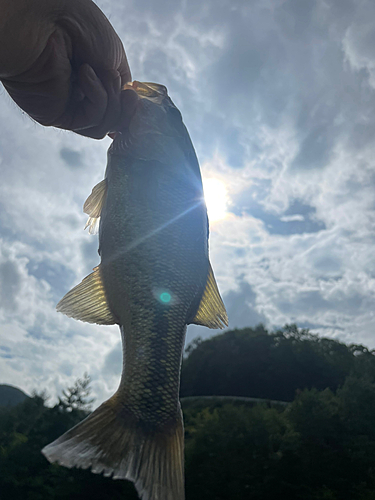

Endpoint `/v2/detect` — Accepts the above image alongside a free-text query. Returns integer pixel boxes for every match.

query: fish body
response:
[42,82,228,500]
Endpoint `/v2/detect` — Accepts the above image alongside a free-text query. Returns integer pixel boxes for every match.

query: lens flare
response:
[203,178,228,222]
[159,292,172,303]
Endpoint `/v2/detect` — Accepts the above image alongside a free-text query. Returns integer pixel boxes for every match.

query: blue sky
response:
[1,0,375,406]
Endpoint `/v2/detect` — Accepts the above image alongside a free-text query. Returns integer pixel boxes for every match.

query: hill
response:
[2,330,375,499]
[0,384,29,408]
[180,324,375,401]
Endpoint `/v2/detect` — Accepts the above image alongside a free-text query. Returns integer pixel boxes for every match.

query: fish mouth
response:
[107,81,171,140]
[123,81,167,97]
[123,81,137,91]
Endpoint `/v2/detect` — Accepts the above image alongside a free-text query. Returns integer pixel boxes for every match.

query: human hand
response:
[0,0,138,138]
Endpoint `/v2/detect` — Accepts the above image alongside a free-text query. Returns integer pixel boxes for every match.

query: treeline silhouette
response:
[181,324,373,401]
[2,325,375,499]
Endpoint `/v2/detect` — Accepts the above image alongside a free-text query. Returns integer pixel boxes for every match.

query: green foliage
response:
[184,403,299,499]
[184,381,375,500]
[0,377,139,500]
[180,325,375,499]
[2,328,375,499]
[181,324,375,401]
[0,384,29,408]
[57,373,94,413]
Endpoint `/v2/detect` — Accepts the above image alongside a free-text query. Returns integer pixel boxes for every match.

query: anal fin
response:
[191,262,228,329]
[56,266,117,325]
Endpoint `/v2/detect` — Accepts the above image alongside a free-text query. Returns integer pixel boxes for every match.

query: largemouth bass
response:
[42,81,228,500]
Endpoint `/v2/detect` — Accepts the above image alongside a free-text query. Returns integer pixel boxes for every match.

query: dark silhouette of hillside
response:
[181,324,374,401]
[0,384,29,407]
[2,325,375,499]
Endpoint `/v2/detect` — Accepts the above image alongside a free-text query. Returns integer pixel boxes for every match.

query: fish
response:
[41,81,228,500]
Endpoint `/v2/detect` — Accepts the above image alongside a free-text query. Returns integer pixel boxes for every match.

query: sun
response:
[202,178,228,222]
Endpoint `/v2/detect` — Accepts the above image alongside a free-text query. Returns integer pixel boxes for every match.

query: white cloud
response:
[280,215,304,222]
[2,0,375,406]
[343,18,375,88]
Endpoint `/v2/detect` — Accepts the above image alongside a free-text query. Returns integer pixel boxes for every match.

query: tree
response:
[57,373,94,413]
[0,377,139,500]
[180,324,375,402]
[184,402,300,500]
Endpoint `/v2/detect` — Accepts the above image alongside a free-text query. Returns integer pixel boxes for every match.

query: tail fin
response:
[41,395,185,500]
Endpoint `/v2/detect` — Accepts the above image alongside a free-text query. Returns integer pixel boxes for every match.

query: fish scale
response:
[42,81,228,500]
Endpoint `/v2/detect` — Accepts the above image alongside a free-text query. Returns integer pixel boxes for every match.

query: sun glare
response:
[203,178,228,222]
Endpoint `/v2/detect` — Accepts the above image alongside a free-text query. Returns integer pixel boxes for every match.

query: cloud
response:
[1,0,375,407]
[103,341,122,377]
[0,260,22,311]
[342,2,375,88]
[223,279,268,329]
[60,148,84,169]
[185,277,268,345]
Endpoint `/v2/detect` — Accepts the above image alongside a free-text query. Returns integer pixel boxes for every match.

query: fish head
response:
[108,81,187,161]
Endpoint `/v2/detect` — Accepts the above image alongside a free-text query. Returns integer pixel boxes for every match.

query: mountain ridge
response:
[0,384,29,407]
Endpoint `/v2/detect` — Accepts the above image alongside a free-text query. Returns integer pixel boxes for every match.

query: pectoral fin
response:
[83,179,107,234]
[56,266,117,325]
[191,263,228,329]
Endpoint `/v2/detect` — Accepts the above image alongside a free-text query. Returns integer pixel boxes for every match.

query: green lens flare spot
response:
[160,292,171,303]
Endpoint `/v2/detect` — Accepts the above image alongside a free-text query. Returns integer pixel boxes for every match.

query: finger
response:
[106,89,139,139]
[117,88,139,131]
[49,63,108,132]
[73,68,122,139]
[118,54,132,88]
[70,64,108,131]
[76,88,139,140]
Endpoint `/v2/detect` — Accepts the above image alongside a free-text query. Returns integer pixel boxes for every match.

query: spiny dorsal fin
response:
[83,179,107,234]
[192,263,228,329]
[56,266,117,325]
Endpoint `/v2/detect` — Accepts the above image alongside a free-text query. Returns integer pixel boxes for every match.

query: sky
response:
[1,0,375,407]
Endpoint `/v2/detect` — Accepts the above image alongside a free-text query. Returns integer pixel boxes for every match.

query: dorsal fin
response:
[56,266,117,325]
[191,263,228,329]
[83,179,107,234]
